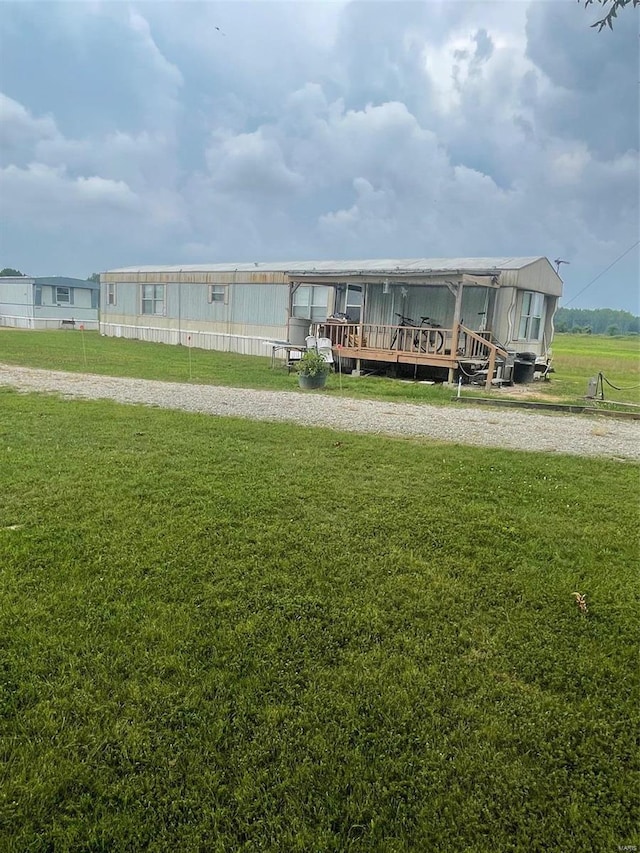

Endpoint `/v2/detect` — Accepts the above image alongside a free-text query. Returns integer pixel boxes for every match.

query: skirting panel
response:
[99,322,283,357]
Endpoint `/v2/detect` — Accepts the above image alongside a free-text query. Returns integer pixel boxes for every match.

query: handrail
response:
[318,322,452,356]
[317,321,509,389]
[458,325,508,389]
[458,325,508,358]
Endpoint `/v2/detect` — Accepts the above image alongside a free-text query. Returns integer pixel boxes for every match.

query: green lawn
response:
[0,329,453,405]
[539,334,640,406]
[1,389,637,851]
[0,328,638,407]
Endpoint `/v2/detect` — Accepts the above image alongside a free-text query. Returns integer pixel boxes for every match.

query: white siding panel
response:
[0,315,34,329]
[0,278,34,322]
[100,322,288,356]
[500,259,562,296]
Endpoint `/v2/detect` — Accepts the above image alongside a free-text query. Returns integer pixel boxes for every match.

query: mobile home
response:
[100,257,563,385]
[0,276,100,330]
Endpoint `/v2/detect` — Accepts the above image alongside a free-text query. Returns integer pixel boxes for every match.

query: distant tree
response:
[0,268,25,277]
[580,0,639,31]
[87,272,100,282]
[606,324,620,336]
[556,307,640,334]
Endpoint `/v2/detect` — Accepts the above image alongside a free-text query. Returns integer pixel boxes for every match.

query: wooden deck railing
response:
[457,325,509,388]
[318,322,453,357]
[316,322,509,389]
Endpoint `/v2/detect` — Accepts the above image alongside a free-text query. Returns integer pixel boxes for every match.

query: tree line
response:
[555,307,640,335]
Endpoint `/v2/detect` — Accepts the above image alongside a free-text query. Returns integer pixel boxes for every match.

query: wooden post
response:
[448,282,464,384]
[486,345,496,390]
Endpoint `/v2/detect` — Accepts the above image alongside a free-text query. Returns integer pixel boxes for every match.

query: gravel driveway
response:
[2,363,639,461]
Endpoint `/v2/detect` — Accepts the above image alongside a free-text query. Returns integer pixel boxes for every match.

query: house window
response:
[293,285,329,321]
[518,291,544,340]
[107,284,117,306]
[56,286,71,304]
[345,285,362,323]
[208,285,226,304]
[141,284,165,315]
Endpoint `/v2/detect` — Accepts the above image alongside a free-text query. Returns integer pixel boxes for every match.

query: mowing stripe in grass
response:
[0,389,638,852]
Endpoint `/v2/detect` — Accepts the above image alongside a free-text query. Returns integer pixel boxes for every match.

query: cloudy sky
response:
[0,1,638,310]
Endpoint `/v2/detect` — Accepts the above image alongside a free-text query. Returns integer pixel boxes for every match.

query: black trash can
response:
[513,360,536,384]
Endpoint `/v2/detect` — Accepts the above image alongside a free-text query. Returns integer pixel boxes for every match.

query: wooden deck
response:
[317,322,509,388]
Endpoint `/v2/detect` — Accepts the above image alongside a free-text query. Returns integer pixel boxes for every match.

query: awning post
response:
[448,282,464,384]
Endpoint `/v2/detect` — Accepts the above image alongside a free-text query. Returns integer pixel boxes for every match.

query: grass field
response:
[0,329,453,405]
[1,388,638,851]
[538,334,640,406]
[1,328,638,406]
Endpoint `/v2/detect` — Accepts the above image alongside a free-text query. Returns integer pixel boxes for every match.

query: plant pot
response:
[298,373,327,390]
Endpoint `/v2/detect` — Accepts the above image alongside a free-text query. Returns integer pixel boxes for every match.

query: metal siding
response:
[33,302,98,323]
[100,320,288,355]
[366,284,454,326]
[103,270,290,285]
[108,282,143,316]
[492,288,517,346]
[104,281,287,328]
[501,259,562,296]
[406,287,454,326]
[0,279,33,315]
[166,282,222,322]
[71,288,92,308]
[230,283,289,325]
[177,283,218,321]
[35,276,99,290]
[491,287,552,356]
[460,287,491,327]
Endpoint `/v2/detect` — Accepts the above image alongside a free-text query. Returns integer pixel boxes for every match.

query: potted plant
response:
[297,348,330,390]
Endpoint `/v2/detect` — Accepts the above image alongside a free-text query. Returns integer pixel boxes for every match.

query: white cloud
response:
[206,129,303,195]
[0,162,140,220]
[0,1,637,308]
[0,94,58,163]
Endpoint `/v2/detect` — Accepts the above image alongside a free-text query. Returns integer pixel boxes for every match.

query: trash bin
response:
[289,317,310,346]
[513,360,536,383]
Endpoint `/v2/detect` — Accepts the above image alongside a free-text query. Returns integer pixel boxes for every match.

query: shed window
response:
[107,284,117,306]
[56,286,71,305]
[208,285,226,304]
[141,284,165,316]
[518,292,544,341]
[293,286,329,321]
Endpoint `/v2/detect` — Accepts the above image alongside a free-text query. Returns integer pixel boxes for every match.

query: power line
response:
[562,240,640,307]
